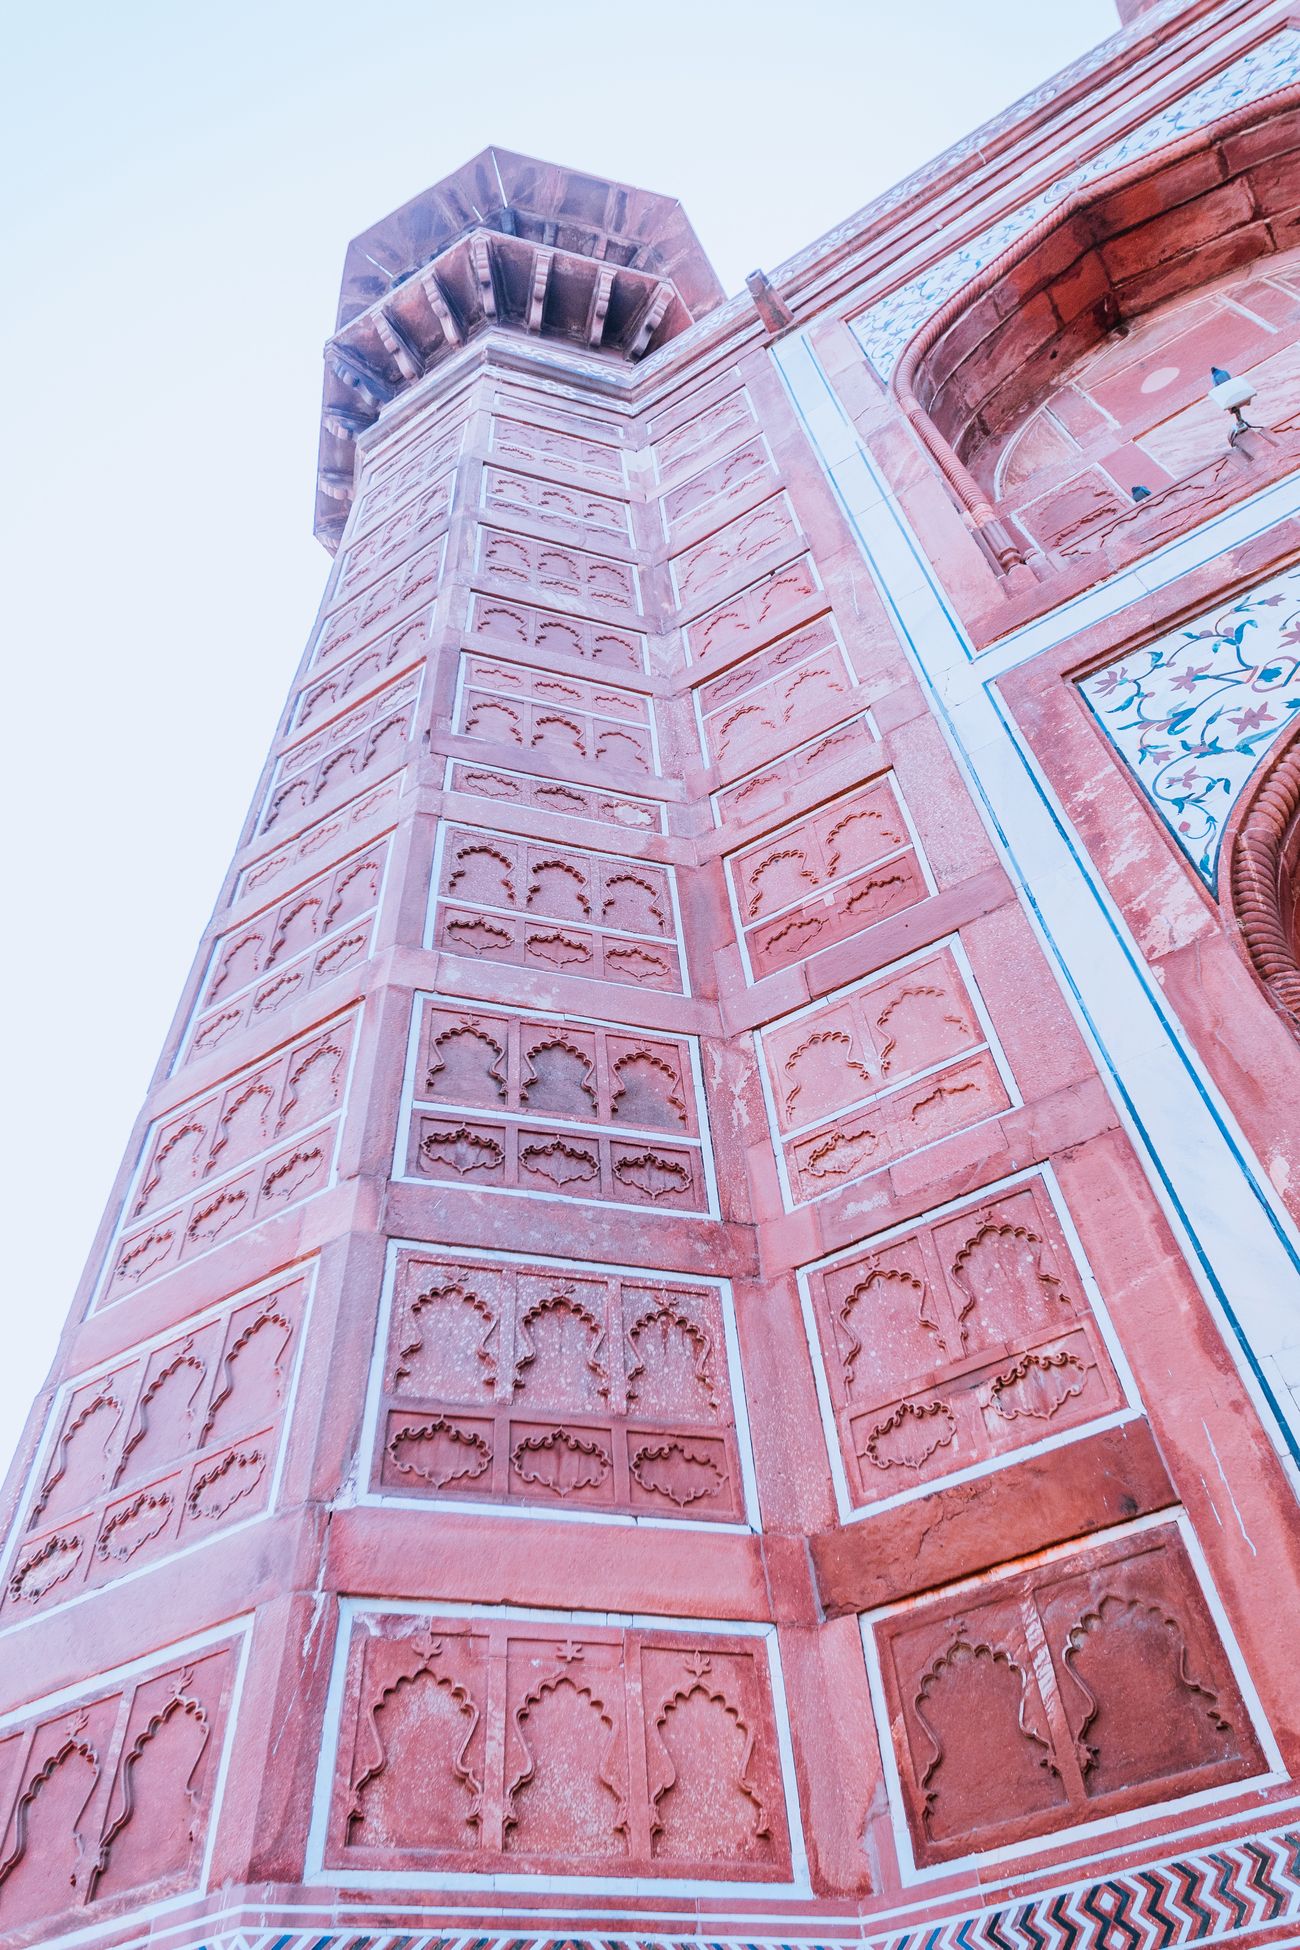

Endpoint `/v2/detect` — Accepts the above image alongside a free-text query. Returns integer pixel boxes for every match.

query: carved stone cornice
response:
[315,147,724,548]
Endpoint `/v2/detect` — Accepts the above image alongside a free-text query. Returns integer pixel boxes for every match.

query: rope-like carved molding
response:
[1229,734,1300,1029]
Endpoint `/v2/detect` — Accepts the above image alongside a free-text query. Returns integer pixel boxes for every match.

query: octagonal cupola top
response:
[315,147,724,546]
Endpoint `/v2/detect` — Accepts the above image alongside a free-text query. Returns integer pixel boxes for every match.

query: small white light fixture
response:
[1209,366,1257,446]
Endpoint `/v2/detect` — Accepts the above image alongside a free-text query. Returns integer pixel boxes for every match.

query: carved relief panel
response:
[332,474,452,608]
[802,1175,1126,1509]
[712,716,879,830]
[872,1524,1267,1867]
[454,654,658,775]
[185,837,388,1063]
[659,434,778,545]
[726,776,929,980]
[684,558,822,668]
[260,669,420,837]
[402,997,712,1214]
[467,591,646,672]
[653,386,760,481]
[0,1638,240,1939]
[371,1246,749,1523]
[444,760,664,834]
[2,1271,309,1619]
[234,778,400,908]
[289,609,429,735]
[100,1008,358,1306]
[310,538,444,669]
[322,1608,793,1882]
[481,468,631,550]
[694,616,857,778]
[758,944,1013,1207]
[351,420,465,538]
[475,527,640,618]
[490,413,626,486]
[669,494,803,612]
[431,824,683,991]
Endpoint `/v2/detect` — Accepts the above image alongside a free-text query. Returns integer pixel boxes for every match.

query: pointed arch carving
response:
[32,1385,124,1525]
[625,1301,718,1415]
[0,1731,101,1906]
[505,1669,627,1849]
[347,1634,482,1846]
[648,1656,770,1856]
[913,1634,1056,1835]
[200,1301,295,1443]
[88,1683,210,1898]
[114,1344,206,1484]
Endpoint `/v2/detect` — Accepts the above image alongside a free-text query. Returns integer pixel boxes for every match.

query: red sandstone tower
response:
[13,5,1300,1945]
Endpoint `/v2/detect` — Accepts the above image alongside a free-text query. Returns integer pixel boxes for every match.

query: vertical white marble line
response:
[773,330,1300,1482]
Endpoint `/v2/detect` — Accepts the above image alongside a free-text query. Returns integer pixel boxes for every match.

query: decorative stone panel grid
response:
[184,837,387,1064]
[802,1174,1125,1511]
[430,824,684,991]
[319,1608,793,1882]
[233,779,399,907]
[99,1009,358,1307]
[725,775,928,981]
[370,1246,749,1523]
[350,420,465,539]
[693,615,856,777]
[1,1271,309,1619]
[482,467,632,549]
[310,535,444,668]
[652,386,760,482]
[871,1523,1267,1868]
[660,433,777,543]
[0,1636,241,1938]
[454,653,658,775]
[475,527,641,618]
[401,997,713,1214]
[684,556,823,668]
[444,758,664,833]
[711,713,879,829]
[467,590,647,671]
[332,473,453,607]
[261,670,421,836]
[757,944,1012,1208]
[289,607,428,736]
[669,494,803,613]
[490,412,626,484]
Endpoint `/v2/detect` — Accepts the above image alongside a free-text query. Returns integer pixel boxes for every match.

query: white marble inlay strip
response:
[774,326,1300,1477]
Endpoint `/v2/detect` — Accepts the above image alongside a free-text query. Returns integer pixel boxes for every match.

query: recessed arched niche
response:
[896,95,1300,573]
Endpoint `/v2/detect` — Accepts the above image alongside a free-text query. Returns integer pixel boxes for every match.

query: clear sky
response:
[0,0,1118,1482]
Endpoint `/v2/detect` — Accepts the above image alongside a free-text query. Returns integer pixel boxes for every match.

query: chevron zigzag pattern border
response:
[164,1823,1300,1950]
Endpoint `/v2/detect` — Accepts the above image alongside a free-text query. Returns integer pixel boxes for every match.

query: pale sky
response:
[0,0,1118,1482]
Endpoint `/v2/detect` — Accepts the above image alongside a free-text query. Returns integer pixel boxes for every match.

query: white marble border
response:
[774,328,1300,1478]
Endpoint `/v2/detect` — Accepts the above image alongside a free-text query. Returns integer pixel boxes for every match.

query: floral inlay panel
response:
[1079,563,1300,887]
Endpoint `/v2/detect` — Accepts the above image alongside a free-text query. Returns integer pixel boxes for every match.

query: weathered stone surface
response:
[6,21,1300,1950]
